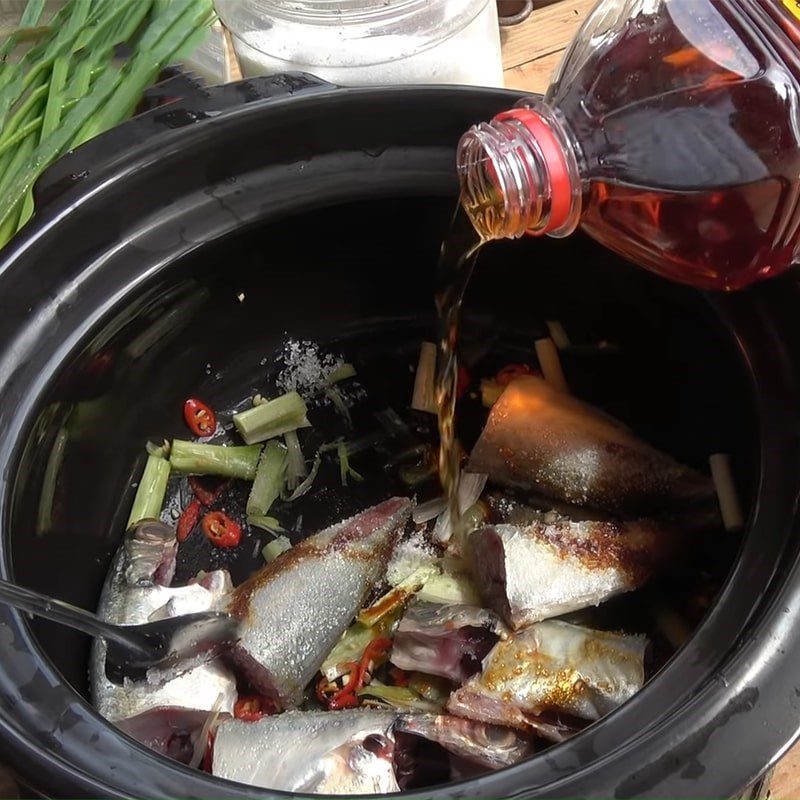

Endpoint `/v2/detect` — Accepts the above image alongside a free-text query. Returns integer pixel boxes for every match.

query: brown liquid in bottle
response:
[547,0,800,290]
[457,0,800,291]
[435,204,483,535]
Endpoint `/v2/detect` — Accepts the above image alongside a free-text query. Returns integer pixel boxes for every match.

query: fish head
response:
[311,732,399,794]
[396,713,535,770]
[115,706,224,765]
[212,710,400,793]
[123,520,177,587]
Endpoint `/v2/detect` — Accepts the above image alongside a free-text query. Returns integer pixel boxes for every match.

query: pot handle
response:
[33,71,337,208]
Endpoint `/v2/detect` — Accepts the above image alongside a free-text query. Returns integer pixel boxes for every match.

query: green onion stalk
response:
[233,391,310,445]
[127,452,170,529]
[170,440,262,480]
[0,0,215,249]
[246,440,287,517]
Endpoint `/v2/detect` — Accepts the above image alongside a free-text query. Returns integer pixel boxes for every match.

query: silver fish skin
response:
[468,519,669,629]
[212,710,399,793]
[467,376,714,515]
[228,497,412,709]
[395,713,533,769]
[390,601,502,682]
[91,521,236,725]
[447,619,646,736]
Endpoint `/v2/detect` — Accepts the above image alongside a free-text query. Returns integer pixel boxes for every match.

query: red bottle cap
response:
[494,107,572,234]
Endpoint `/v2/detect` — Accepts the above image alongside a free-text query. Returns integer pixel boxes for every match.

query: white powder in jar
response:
[228,1,503,87]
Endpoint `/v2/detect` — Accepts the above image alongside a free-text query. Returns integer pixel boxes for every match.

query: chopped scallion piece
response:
[357,682,440,712]
[248,515,285,534]
[282,452,321,502]
[284,430,307,491]
[411,342,437,414]
[325,362,356,385]
[480,379,505,408]
[262,536,292,563]
[337,441,363,486]
[535,337,569,394]
[170,440,262,480]
[145,439,170,459]
[321,611,401,681]
[358,564,440,627]
[407,673,451,706]
[709,453,744,531]
[127,453,171,529]
[545,320,571,349]
[325,385,352,426]
[233,391,310,445]
[417,567,480,606]
[246,441,287,518]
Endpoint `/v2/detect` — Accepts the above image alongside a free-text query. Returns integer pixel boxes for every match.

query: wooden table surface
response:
[499,3,800,796]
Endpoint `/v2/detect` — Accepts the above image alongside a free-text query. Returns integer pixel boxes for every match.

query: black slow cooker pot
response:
[0,74,799,799]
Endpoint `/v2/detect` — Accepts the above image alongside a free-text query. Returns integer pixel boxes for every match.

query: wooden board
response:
[501,0,597,93]
[501,3,800,796]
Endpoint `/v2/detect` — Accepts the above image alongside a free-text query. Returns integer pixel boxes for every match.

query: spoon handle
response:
[0,578,147,654]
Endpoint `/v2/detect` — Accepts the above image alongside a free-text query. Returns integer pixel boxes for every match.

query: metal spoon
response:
[0,578,240,685]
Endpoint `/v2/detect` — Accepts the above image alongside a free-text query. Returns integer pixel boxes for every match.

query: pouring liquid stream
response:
[435,202,485,545]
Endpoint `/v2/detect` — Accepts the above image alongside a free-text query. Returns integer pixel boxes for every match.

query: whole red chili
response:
[176,498,202,543]
[201,511,242,548]
[234,695,275,722]
[495,363,536,387]
[183,398,216,437]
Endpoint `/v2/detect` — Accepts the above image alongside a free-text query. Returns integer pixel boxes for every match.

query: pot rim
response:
[0,83,798,799]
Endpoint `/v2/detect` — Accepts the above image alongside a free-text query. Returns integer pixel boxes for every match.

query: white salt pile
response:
[387,530,437,588]
[276,339,344,397]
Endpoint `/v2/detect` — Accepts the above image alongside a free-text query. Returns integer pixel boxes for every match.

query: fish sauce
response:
[435,206,483,538]
[455,0,800,291]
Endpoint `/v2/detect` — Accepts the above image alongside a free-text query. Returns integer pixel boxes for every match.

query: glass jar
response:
[214,0,503,87]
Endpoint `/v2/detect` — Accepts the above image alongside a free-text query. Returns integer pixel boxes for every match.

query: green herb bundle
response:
[0,0,214,249]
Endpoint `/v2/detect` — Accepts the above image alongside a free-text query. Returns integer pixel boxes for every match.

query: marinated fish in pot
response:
[212,709,399,793]
[467,376,714,515]
[90,521,236,758]
[390,600,503,682]
[395,713,534,769]
[447,619,646,739]
[227,497,412,709]
[467,518,672,629]
[88,327,737,792]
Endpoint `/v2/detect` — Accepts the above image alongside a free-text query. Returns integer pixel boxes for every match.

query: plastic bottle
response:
[457,0,800,290]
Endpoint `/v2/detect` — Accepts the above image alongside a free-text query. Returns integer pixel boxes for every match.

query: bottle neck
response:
[456,99,583,241]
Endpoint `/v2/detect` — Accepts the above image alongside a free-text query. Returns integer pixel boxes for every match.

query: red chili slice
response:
[456,365,470,398]
[176,498,202,542]
[201,511,242,548]
[85,346,115,378]
[188,476,230,507]
[389,666,410,687]
[183,398,216,437]
[202,731,215,773]
[324,637,393,710]
[234,695,274,722]
[495,363,536,386]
